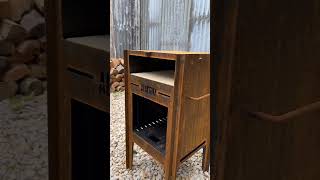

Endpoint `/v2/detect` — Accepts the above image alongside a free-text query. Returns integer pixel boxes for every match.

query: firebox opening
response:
[71,99,107,180]
[132,94,168,155]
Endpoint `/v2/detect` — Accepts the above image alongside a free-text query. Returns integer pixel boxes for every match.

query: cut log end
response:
[0,19,27,43]
[20,9,45,38]
[2,63,31,82]
[19,77,43,96]
[116,64,125,74]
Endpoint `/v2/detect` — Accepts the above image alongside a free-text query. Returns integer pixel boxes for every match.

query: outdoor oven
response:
[63,37,109,179]
[60,0,109,179]
[125,50,210,179]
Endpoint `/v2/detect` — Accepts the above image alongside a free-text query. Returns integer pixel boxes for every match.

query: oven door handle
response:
[247,101,320,123]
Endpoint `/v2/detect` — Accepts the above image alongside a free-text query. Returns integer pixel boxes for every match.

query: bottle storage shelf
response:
[125,50,210,180]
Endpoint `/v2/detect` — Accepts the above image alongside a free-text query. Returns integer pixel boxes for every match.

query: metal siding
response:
[189,0,210,52]
[111,0,140,58]
[111,0,210,58]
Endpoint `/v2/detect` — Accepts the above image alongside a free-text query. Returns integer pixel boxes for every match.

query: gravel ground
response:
[0,90,209,180]
[0,92,48,180]
[110,91,210,180]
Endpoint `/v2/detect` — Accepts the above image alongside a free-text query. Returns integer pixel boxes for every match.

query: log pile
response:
[110,58,125,92]
[0,0,46,100]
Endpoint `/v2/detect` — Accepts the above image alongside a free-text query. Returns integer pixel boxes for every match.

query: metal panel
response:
[111,0,140,58]
[111,0,210,58]
[189,0,210,52]
[158,0,192,51]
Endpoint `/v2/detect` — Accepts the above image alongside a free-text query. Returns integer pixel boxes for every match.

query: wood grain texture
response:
[213,0,320,180]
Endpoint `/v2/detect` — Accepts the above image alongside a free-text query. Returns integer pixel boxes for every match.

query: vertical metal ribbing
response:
[110,0,210,58]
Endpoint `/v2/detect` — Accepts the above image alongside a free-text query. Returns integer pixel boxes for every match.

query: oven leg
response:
[164,162,177,180]
[126,140,133,169]
[202,144,210,172]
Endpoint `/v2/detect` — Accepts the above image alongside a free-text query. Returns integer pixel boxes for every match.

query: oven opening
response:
[132,94,168,155]
[71,99,107,179]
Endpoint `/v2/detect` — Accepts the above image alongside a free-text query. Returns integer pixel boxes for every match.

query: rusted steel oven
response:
[125,50,210,179]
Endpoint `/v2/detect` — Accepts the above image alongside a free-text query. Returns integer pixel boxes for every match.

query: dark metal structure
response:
[212,0,320,180]
[46,0,109,179]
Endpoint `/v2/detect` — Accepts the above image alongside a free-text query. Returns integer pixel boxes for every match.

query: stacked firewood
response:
[110,58,125,92]
[0,0,46,100]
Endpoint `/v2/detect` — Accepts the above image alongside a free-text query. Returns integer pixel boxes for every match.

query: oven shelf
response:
[134,117,167,155]
[131,70,174,86]
[65,35,109,53]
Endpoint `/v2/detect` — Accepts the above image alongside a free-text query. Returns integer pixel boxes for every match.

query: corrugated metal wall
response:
[111,0,210,58]
[110,0,140,58]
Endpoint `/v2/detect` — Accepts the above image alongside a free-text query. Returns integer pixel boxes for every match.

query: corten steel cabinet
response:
[124,50,210,179]
[64,36,109,179]
[212,0,320,180]
[46,0,109,179]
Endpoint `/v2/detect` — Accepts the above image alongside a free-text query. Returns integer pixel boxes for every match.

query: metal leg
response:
[202,144,210,172]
